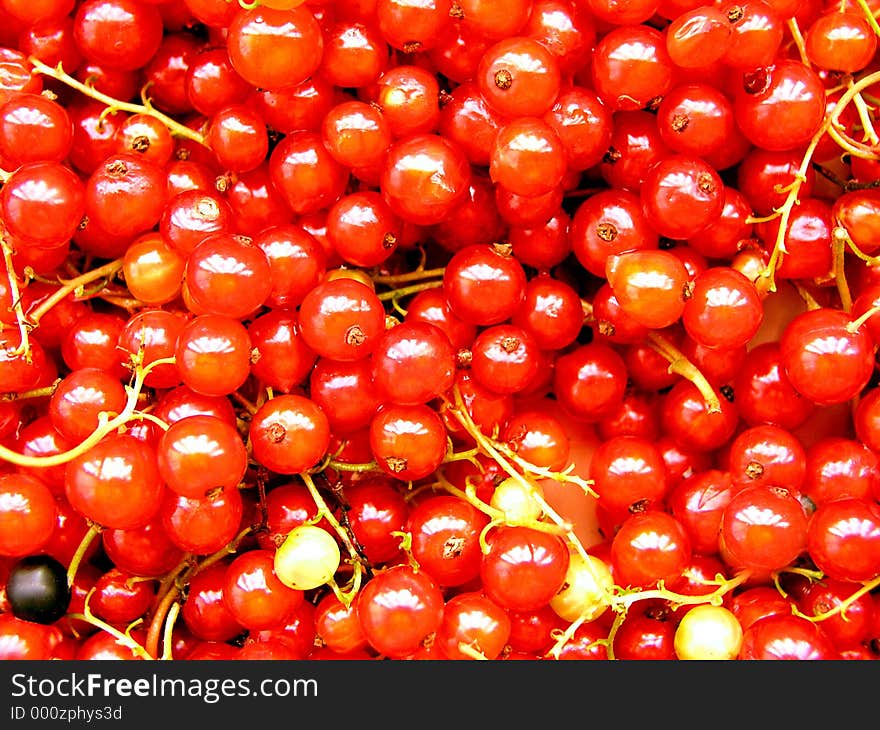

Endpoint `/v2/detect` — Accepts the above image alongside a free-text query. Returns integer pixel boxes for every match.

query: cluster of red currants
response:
[1,0,880,662]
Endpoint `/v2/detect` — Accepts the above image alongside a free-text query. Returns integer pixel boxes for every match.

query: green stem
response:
[300,472,364,606]
[66,523,102,587]
[0,356,176,468]
[28,57,208,147]
[372,266,446,286]
[376,279,443,302]
[0,231,32,363]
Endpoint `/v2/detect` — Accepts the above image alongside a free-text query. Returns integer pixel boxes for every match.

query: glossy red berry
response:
[807,498,880,583]
[641,154,725,240]
[371,321,456,406]
[249,395,331,475]
[298,277,387,362]
[381,133,471,226]
[590,435,668,514]
[65,434,164,530]
[682,267,764,350]
[553,342,628,422]
[369,403,447,482]
[719,485,809,573]
[226,6,324,91]
[157,415,247,500]
[223,549,304,631]
[606,249,690,330]
[780,308,874,406]
[591,25,673,112]
[406,495,489,587]
[733,60,826,152]
[356,564,444,658]
[1,161,84,248]
[480,525,570,612]
[477,36,562,118]
[443,243,527,326]
[0,474,57,557]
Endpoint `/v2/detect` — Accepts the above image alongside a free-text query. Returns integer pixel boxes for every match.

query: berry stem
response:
[786,18,810,68]
[323,458,379,473]
[0,379,60,401]
[0,355,176,468]
[28,57,208,147]
[612,570,752,610]
[855,0,880,37]
[189,526,253,578]
[603,609,628,661]
[646,331,722,413]
[791,573,880,624]
[832,226,854,314]
[847,303,880,333]
[792,281,823,311]
[26,258,124,327]
[160,601,180,661]
[746,69,880,292]
[0,229,33,363]
[372,266,446,286]
[144,529,253,657]
[434,470,566,538]
[150,555,195,613]
[300,472,364,606]
[827,124,878,159]
[444,390,598,496]
[68,588,154,660]
[231,390,258,415]
[546,614,589,659]
[850,81,880,146]
[457,642,489,660]
[66,522,102,587]
[145,584,179,659]
[837,225,880,266]
[444,384,603,599]
[375,279,443,302]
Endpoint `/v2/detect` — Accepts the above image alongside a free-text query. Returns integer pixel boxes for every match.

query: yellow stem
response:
[29,58,208,147]
[0,232,32,363]
[300,472,364,606]
[372,266,446,286]
[850,83,880,146]
[793,574,880,624]
[832,227,854,314]
[787,18,810,68]
[68,589,154,660]
[646,331,721,413]
[66,523,102,587]
[27,259,123,326]
[376,279,443,302]
[0,356,176,468]
[160,602,180,661]
[0,379,60,402]
[856,0,880,36]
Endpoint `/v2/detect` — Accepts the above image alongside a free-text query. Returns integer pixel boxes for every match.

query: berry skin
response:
[443,243,527,326]
[5,0,880,668]
[780,308,874,406]
[356,564,445,659]
[370,322,456,406]
[249,395,331,475]
[480,526,570,612]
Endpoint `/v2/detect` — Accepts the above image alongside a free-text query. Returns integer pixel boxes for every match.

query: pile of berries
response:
[2,0,880,661]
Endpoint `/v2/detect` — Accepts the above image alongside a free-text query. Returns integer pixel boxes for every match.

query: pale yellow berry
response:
[274,524,341,591]
[490,476,543,523]
[549,551,614,623]
[674,604,744,660]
